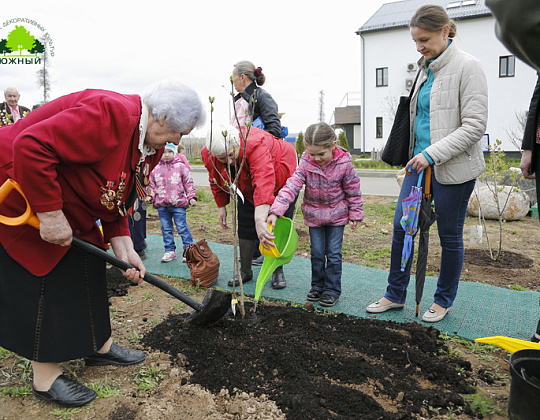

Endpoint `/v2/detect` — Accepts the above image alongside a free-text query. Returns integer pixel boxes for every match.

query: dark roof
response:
[356,0,492,34]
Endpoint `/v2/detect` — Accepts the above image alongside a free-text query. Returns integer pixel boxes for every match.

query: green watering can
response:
[254,217,298,301]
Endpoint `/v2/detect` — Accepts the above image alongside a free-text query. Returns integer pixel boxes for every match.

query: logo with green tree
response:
[2,25,40,56]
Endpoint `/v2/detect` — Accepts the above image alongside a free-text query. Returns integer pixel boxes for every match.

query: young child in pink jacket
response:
[149,143,197,263]
[267,123,363,307]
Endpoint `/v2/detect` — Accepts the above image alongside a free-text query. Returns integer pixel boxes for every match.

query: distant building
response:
[334,105,361,153]
[355,0,537,154]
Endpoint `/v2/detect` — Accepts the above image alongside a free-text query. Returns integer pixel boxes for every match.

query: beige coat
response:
[409,41,488,185]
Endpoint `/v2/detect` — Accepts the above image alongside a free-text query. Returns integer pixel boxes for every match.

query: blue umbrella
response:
[399,171,424,271]
[414,166,438,316]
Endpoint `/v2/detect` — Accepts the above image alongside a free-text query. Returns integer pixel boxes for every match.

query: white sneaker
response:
[161,251,177,262]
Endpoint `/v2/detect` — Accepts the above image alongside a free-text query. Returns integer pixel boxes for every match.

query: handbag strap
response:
[408,70,421,99]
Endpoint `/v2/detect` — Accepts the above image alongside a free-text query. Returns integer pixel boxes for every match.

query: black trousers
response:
[0,244,111,362]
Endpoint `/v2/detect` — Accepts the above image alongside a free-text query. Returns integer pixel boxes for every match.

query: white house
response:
[354,0,537,155]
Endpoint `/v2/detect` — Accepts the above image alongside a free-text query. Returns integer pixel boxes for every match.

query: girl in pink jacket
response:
[268,123,363,307]
[149,143,197,263]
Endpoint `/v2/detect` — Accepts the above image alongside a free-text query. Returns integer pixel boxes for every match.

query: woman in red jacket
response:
[201,124,297,289]
[0,80,205,407]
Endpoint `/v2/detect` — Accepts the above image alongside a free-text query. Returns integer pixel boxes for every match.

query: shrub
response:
[296,132,305,157]
[338,131,350,151]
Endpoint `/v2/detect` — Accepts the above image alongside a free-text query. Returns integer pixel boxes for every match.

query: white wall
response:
[359,16,537,153]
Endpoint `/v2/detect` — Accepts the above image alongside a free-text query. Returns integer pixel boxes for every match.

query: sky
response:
[2,0,398,137]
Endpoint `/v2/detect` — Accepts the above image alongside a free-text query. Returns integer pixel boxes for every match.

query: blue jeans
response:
[157,207,193,252]
[309,225,345,298]
[384,168,475,308]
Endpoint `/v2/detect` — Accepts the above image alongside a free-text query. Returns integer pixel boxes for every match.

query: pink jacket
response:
[270,148,363,227]
[176,153,191,171]
[149,155,196,208]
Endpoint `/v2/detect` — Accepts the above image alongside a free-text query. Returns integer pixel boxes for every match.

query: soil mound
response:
[465,248,533,269]
[142,302,480,419]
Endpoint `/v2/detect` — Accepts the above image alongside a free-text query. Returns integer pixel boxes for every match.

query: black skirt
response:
[0,243,111,362]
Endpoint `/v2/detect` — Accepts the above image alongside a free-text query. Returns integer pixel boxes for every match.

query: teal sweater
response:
[413,62,435,164]
[414,41,452,165]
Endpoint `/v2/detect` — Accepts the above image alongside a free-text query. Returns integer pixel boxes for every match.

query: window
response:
[376,117,383,138]
[499,55,515,77]
[376,68,388,87]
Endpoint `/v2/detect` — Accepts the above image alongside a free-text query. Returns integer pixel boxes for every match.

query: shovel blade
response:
[185,288,231,326]
[475,336,540,353]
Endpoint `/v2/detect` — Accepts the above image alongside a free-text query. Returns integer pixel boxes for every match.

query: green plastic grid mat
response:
[136,235,539,342]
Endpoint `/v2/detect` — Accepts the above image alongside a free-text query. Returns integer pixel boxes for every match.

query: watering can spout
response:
[254,217,298,301]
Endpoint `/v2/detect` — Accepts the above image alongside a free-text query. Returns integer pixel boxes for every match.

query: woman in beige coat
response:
[367,4,488,322]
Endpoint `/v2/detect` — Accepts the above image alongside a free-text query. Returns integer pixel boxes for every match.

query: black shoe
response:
[271,267,286,289]
[32,374,96,407]
[320,294,339,307]
[252,255,265,266]
[228,271,253,287]
[136,249,147,260]
[306,290,322,301]
[532,335,540,343]
[84,342,146,367]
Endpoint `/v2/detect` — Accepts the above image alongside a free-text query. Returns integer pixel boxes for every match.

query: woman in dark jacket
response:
[488,0,540,342]
[231,61,283,265]
[519,75,540,342]
[231,60,282,139]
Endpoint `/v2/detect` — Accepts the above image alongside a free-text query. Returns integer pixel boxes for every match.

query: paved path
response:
[191,166,401,197]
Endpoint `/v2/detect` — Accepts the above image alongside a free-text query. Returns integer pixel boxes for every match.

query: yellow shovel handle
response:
[0,179,40,229]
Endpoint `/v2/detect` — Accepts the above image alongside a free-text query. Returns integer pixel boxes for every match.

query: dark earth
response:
[141,302,477,420]
[101,266,503,420]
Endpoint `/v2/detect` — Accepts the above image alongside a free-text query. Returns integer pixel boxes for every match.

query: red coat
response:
[0,89,162,276]
[201,126,297,207]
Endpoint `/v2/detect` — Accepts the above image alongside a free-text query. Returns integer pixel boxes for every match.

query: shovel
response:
[0,179,231,326]
[475,335,540,353]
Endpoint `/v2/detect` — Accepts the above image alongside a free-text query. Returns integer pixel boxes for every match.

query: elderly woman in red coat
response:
[0,80,205,407]
[202,124,297,290]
